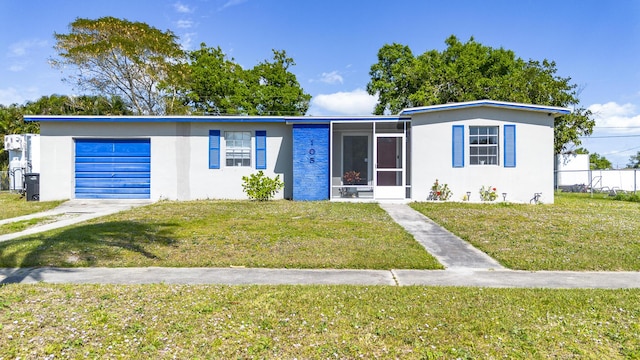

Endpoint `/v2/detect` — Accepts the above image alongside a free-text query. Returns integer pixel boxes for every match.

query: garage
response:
[75,139,150,199]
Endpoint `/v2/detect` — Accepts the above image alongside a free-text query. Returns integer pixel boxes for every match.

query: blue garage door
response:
[75,139,150,199]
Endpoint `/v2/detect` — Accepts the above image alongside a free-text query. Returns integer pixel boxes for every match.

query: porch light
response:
[502,192,507,201]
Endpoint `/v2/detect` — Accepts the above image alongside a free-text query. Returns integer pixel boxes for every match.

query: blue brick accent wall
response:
[293,124,330,201]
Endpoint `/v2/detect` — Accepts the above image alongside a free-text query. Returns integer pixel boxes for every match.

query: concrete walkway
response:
[379,203,504,270]
[1,201,639,288]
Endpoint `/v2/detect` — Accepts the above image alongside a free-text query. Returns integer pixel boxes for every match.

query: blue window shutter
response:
[452,125,464,168]
[209,130,220,169]
[504,125,516,167]
[255,130,267,169]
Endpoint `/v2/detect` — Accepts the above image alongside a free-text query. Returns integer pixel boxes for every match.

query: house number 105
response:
[309,140,315,163]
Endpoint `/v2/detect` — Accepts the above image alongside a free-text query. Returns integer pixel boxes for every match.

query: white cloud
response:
[8,39,48,57]
[220,0,247,10]
[0,87,38,106]
[588,101,640,132]
[176,20,194,29]
[179,32,197,50]
[310,89,377,115]
[173,2,193,13]
[9,64,24,72]
[319,71,343,84]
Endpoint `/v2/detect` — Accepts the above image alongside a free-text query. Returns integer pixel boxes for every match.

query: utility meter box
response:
[3,134,24,150]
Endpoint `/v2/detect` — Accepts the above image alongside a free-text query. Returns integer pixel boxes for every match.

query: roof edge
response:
[24,115,412,123]
[399,100,571,117]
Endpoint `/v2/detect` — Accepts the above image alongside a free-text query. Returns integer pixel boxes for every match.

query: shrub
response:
[612,192,640,203]
[479,185,498,201]
[429,179,452,201]
[241,171,284,201]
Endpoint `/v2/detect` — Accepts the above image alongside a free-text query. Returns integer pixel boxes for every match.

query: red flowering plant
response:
[342,171,361,185]
[479,185,498,201]
[429,179,452,201]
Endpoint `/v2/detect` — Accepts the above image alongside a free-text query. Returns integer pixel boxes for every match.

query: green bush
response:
[428,179,452,200]
[612,192,640,203]
[241,171,284,201]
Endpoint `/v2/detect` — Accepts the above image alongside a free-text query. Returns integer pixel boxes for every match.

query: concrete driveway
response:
[0,199,153,243]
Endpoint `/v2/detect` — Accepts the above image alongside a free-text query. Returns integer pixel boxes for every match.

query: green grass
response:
[0,216,58,235]
[0,192,64,220]
[0,200,441,269]
[410,192,640,271]
[1,284,638,359]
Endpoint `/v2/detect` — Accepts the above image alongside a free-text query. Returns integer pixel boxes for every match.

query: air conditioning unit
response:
[3,135,24,151]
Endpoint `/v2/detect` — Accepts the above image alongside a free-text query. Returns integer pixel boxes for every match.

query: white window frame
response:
[469,126,499,165]
[225,131,252,167]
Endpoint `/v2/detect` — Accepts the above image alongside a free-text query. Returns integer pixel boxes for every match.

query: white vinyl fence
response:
[555,169,640,194]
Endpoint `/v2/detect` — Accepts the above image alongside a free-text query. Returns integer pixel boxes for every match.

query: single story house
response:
[25,100,570,203]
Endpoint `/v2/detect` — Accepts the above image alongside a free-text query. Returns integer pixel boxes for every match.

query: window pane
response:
[469,126,499,166]
[225,131,252,167]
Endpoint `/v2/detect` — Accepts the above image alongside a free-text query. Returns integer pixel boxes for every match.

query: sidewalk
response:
[2,267,639,289]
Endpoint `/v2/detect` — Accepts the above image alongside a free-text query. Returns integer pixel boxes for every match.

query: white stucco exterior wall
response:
[38,121,292,201]
[410,107,556,204]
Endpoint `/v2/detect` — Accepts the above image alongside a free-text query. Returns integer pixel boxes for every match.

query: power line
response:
[604,145,640,155]
[580,134,640,139]
[595,126,640,129]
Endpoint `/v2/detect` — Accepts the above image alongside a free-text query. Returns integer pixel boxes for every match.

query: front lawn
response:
[1,284,638,359]
[411,192,640,271]
[0,200,441,269]
[0,192,64,220]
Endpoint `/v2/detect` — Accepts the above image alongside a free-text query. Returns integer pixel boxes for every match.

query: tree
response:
[22,94,131,116]
[590,153,612,170]
[52,17,185,115]
[627,151,640,169]
[366,43,417,114]
[181,46,311,115]
[1,95,130,169]
[247,50,311,116]
[367,35,595,154]
[181,44,250,115]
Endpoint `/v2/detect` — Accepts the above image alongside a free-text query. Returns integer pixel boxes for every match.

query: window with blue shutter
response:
[504,125,516,168]
[209,130,220,169]
[255,130,267,169]
[452,125,464,168]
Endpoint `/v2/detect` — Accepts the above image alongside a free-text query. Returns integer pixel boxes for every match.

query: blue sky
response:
[1,0,639,167]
